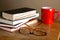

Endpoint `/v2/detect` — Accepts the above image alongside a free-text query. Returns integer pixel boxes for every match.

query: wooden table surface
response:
[0,21,60,40]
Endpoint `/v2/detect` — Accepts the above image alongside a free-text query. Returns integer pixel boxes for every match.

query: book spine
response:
[2,12,13,20]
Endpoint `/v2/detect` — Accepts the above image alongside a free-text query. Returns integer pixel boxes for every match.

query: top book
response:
[2,7,36,21]
[2,7,36,14]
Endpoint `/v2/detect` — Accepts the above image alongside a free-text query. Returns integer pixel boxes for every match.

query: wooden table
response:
[0,22,60,40]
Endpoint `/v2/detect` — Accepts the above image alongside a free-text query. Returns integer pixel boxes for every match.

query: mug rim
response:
[41,7,52,9]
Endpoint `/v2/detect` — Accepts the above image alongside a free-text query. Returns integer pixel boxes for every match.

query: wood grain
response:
[0,22,60,40]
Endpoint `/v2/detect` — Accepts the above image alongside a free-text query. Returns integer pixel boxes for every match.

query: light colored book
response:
[0,19,30,28]
[2,7,36,21]
[0,13,39,28]
[0,24,27,32]
[0,13,39,25]
[0,18,38,32]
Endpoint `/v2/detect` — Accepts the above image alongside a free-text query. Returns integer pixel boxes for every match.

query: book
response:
[2,7,36,21]
[0,24,27,32]
[0,19,30,28]
[0,13,39,25]
[0,18,38,32]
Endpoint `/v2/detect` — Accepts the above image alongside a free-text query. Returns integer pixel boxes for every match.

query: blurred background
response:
[0,0,60,21]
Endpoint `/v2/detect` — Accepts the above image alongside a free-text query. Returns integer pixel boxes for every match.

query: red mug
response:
[41,7,60,24]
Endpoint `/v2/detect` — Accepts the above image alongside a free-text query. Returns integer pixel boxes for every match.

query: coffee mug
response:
[41,7,60,24]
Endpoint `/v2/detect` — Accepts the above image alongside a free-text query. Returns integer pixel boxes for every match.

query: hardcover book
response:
[0,13,39,25]
[0,24,27,32]
[2,7,36,21]
[0,18,38,32]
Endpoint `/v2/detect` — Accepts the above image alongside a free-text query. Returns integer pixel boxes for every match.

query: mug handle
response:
[54,11,60,20]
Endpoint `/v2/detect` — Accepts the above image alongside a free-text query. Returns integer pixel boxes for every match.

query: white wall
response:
[0,0,60,21]
[0,0,24,10]
[0,0,60,11]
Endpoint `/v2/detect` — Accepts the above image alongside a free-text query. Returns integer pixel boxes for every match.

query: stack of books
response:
[0,7,39,32]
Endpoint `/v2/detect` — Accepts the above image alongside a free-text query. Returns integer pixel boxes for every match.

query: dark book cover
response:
[2,7,36,14]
